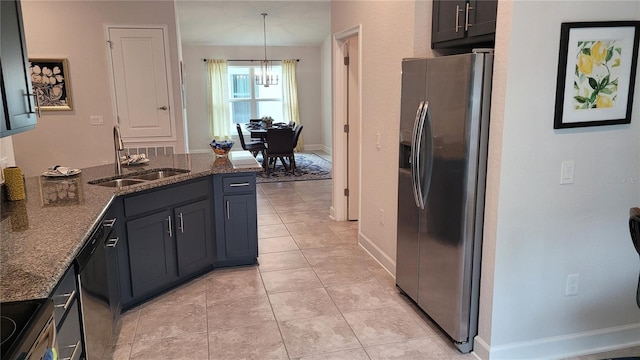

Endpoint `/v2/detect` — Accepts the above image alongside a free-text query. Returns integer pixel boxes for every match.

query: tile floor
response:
[107,178,639,360]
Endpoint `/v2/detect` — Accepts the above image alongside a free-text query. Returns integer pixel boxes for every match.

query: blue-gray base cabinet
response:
[111,172,258,310]
[115,177,215,308]
[213,174,258,267]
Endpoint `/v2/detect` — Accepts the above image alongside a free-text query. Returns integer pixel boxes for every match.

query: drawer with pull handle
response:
[52,265,78,328]
[56,300,83,360]
[222,175,255,194]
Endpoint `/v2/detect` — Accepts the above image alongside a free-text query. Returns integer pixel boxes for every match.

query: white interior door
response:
[108,27,173,139]
[346,36,360,221]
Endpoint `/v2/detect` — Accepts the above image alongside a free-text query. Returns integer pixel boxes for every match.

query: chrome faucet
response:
[113,125,126,175]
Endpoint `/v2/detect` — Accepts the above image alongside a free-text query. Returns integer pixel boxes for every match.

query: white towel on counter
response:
[43,165,80,176]
[120,153,147,164]
[51,166,72,175]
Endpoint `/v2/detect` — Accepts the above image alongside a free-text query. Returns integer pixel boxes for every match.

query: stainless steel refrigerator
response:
[396,50,493,353]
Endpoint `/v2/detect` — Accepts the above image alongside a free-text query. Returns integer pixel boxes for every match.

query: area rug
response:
[256,153,332,183]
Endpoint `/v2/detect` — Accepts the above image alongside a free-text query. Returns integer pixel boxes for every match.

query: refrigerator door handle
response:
[414,101,429,210]
[411,101,425,208]
[421,103,434,208]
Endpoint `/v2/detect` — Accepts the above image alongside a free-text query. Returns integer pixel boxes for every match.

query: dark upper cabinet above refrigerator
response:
[1,0,38,138]
[431,0,498,49]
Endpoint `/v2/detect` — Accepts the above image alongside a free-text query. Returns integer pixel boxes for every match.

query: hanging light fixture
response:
[255,13,278,87]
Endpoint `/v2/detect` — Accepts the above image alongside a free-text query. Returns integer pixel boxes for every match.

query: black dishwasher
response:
[76,216,121,359]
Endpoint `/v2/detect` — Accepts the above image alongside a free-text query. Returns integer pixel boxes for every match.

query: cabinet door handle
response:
[106,237,119,247]
[455,5,464,32]
[178,213,184,233]
[226,201,230,220]
[61,340,81,360]
[54,290,76,311]
[167,216,173,237]
[103,218,117,228]
[26,92,42,118]
[229,182,250,187]
[465,3,473,31]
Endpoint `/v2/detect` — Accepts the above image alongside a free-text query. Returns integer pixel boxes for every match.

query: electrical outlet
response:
[565,274,580,296]
[379,208,384,225]
[90,115,104,125]
[376,133,382,149]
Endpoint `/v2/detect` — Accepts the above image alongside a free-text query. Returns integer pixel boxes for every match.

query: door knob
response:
[158,105,168,110]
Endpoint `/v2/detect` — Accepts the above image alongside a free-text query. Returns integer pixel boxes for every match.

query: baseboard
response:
[358,232,396,277]
[329,206,336,220]
[302,144,323,151]
[473,323,640,360]
[320,144,332,154]
[473,336,491,360]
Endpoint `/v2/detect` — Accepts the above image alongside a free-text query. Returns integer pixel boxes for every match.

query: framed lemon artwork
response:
[554,21,639,129]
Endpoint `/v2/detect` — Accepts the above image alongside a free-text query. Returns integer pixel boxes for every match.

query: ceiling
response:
[176,1,331,47]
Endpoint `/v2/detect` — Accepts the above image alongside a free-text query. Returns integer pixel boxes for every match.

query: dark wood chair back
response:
[266,128,295,156]
[236,124,248,150]
[293,125,303,148]
[264,128,296,174]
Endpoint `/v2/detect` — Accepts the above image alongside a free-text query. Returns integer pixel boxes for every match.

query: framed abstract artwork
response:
[553,21,640,129]
[28,58,73,110]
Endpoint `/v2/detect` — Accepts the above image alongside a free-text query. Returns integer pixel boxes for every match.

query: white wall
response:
[0,137,16,183]
[14,1,185,177]
[330,0,438,272]
[321,35,333,153]
[477,1,640,359]
[332,1,427,271]
[181,45,323,152]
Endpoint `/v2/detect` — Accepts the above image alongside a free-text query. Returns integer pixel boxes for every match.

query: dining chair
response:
[236,124,266,159]
[290,125,304,170]
[265,128,296,175]
[292,125,303,147]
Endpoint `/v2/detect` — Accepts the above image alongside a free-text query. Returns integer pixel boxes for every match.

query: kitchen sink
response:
[88,168,190,187]
[90,178,147,187]
[130,169,190,181]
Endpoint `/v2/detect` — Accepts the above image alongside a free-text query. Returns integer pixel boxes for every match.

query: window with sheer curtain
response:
[207,60,300,148]
[228,65,283,133]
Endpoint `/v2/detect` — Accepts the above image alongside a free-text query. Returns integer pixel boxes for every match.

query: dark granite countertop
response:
[0,151,261,302]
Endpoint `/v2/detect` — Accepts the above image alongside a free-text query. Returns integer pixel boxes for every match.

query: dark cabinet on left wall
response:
[1,0,38,138]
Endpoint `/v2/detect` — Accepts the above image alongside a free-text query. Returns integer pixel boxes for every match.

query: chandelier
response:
[255,13,278,87]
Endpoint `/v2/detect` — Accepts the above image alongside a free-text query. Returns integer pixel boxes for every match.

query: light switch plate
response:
[560,160,574,184]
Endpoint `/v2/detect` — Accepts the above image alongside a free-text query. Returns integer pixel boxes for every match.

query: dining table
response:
[245,122,293,140]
